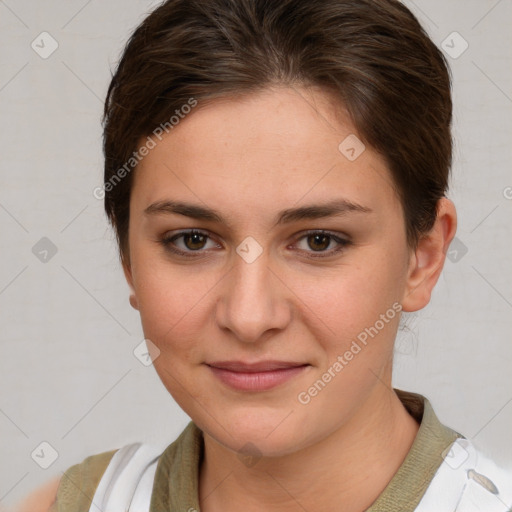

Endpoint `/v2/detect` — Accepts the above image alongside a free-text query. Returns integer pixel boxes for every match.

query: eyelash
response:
[159,229,351,259]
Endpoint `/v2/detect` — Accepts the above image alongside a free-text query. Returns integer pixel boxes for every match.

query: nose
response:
[215,248,291,344]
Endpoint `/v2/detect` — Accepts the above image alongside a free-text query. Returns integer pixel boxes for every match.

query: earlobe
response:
[129,294,139,310]
[401,198,457,312]
[122,257,140,311]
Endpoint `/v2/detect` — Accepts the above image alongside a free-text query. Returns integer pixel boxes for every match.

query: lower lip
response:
[207,365,309,391]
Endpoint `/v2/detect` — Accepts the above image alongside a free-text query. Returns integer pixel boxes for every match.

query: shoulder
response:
[15,424,201,512]
[13,475,61,512]
[57,448,119,509]
[417,438,512,512]
[15,448,119,512]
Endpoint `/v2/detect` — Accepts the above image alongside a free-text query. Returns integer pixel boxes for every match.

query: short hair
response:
[102,0,452,265]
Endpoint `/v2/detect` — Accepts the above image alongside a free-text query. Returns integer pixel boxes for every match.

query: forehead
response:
[132,86,400,226]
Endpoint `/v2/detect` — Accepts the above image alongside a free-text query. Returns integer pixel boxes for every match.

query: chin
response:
[200,410,311,458]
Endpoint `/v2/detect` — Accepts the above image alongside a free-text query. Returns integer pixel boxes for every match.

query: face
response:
[123,86,423,457]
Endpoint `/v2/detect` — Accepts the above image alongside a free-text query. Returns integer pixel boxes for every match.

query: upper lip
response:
[206,360,309,372]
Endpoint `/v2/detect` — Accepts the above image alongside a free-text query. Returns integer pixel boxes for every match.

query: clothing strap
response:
[416,438,512,511]
[88,442,162,512]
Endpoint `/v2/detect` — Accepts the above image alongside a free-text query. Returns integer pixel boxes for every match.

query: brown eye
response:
[307,233,331,251]
[160,229,219,257]
[182,232,208,250]
[160,229,350,259]
[295,230,351,258]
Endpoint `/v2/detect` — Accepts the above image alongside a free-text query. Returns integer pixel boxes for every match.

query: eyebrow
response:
[144,198,372,228]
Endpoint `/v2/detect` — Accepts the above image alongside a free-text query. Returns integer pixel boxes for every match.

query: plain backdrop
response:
[1,0,511,507]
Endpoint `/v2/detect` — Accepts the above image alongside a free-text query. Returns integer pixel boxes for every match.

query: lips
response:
[206,360,308,372]
[206,360,310,391]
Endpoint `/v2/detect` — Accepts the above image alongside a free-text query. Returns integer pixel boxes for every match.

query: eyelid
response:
[162,229,221,254]
[292,229,351,257]
[160,228,351,258]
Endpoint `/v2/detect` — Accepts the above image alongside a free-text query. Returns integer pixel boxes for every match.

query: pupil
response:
[186,233,205,250]
[309,234,329,251]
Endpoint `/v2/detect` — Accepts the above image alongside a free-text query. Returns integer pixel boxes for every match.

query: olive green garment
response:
[50,388,462,512]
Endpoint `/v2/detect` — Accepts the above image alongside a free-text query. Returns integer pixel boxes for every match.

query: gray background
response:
[1,0,511,508]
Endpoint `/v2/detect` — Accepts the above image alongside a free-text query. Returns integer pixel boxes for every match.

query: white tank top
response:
[88,442,162,512]
[88,437,512,511]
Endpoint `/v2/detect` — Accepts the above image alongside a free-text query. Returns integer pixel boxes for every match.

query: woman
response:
[18,0,512,510]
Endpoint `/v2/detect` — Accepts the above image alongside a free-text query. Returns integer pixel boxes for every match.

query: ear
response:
[401,198,457,312]
[122,256,139,311]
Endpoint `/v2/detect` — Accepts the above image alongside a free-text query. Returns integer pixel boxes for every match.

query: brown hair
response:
[102,0,452,265]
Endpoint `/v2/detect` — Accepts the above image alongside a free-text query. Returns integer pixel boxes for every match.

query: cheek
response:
[133,262,212,403]
[132,257,201,345]
[299,253,406,331]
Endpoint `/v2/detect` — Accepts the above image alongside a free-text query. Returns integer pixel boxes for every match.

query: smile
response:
[206,361,310,391]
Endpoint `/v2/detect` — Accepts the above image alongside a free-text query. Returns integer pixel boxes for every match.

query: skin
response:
[122,85,457,511]
[21,85,456,512]
[13,476,59,512]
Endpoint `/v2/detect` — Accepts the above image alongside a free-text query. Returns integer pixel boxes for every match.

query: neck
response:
[198,385,420,512]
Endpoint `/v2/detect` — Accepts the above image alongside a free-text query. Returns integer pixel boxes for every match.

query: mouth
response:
[207,360,308,372]
[205,360,310,391]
